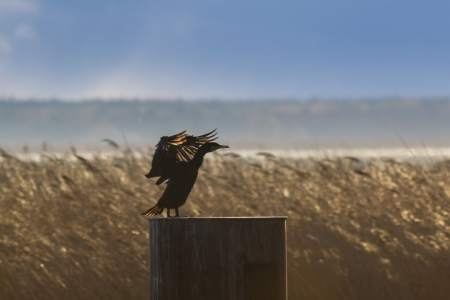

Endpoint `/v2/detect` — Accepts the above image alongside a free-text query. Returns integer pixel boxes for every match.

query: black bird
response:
[142,129,228,217]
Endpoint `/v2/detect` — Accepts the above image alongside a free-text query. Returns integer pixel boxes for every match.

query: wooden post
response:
[147,217,287,300]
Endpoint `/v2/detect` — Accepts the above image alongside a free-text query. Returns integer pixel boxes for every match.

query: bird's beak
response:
[213,144,229,151]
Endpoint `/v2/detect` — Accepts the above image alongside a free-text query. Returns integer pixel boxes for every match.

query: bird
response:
[142,129,228,217]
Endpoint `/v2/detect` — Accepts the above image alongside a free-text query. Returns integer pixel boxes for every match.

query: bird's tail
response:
[141,205,164,217]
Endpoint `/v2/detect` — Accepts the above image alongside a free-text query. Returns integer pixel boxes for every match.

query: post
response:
[148,217,287,300]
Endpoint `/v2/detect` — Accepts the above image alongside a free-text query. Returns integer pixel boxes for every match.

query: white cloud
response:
[13,24,38,40]
[0,35,12,53]
[0,0,38,14]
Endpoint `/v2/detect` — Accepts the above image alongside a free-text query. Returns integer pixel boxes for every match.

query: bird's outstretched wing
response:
[145,129,218,180]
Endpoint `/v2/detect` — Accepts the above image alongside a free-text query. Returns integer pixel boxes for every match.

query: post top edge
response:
[146,216,288,220]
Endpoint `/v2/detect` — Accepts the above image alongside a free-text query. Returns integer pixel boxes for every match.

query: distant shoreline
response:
[1,98,450,150]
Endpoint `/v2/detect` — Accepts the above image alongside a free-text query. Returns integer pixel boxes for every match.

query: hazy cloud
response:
[0,0,38,14]
[0,35,12,53]
[13,24,38,40]
[83,70,261,100]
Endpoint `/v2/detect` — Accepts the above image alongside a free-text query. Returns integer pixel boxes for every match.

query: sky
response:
[1,0,450,100]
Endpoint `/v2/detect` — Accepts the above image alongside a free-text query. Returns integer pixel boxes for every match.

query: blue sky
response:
[1,0,450,99]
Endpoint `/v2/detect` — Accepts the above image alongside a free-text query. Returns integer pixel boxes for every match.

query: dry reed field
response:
[1,148,450,299]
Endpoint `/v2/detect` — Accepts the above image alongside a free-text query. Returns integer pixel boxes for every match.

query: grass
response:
[1,149,450,299]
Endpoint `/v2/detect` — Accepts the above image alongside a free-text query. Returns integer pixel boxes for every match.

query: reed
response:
[1,149,450,299]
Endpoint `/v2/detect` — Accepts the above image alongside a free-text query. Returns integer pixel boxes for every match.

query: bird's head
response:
[202,142,229,153]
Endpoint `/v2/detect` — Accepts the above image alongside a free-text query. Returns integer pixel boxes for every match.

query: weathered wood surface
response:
[148,217,287,300]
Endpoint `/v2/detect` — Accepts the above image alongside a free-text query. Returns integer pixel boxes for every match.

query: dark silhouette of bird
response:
[142,129,228,217]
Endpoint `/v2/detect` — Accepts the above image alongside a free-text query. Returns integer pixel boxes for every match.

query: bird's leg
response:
[175,208,180,217]
[166,209,171,217]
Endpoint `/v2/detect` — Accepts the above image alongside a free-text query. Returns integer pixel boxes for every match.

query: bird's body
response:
[142,130,228,217]
[150,158,200,211]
